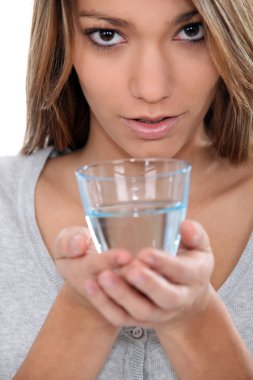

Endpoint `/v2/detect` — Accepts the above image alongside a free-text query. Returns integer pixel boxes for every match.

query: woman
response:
[1,0,253,378]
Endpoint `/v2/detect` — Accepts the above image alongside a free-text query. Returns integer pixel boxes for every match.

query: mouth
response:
[122,115,181,140]
[133,116,170,124]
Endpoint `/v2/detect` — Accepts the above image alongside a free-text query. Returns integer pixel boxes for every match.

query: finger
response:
[122,262,188,311]
[97,269,159,322]
[54,226,94,260]
[57,248,132,277]
[138,247,214,285]
[179,220,211,252]
[84,278,136,326]
[86,249,133,274]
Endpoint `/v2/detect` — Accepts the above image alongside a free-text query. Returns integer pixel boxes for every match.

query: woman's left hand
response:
[83,219,214,331]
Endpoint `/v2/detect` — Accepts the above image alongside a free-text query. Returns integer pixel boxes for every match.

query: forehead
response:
[75,0,197,25]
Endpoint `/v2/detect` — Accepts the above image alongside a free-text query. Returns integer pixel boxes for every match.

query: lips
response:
[122,115,180,140]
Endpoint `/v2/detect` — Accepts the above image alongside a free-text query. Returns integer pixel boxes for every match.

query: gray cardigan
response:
[0,148,253,379]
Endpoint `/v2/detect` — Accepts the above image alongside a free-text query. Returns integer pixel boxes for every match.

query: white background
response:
[0,1,34,156]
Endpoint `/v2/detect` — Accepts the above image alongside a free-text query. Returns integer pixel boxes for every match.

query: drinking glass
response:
[76,158,191,256]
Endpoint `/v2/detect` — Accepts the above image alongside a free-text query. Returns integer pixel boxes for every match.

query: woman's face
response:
[73,0,219,160]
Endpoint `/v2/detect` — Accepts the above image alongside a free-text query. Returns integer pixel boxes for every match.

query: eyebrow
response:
[79,10,134,28]
[79,9,199,29]
[172,10,199,25]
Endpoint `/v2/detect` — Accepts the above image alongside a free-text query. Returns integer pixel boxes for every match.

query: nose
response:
[129,46,173,103]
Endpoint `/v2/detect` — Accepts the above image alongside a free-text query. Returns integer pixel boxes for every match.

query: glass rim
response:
[76,157,191,181]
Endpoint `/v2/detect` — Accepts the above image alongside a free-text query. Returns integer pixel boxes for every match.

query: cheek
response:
[72,36,126,103]
[74,64,120,123]
[190,74,218,112]
[75,61,121,106]
[72,39,106,99]
[174,49,219,96]
[179,67,219,118]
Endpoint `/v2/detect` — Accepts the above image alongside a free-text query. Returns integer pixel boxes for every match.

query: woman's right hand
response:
[53,226,132,309]
[14,227,126,379]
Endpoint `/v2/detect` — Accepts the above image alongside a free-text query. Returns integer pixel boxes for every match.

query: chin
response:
[128,148,176,159]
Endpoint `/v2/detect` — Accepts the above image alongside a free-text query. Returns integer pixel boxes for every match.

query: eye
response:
[175,22,205,42]
[86,28,125,47]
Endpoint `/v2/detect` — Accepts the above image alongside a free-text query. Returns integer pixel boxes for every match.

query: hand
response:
[53,226,132,309]
[84,220,214,331]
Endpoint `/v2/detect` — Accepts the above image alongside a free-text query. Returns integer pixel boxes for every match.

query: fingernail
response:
[128,270,145,286]
[191,225,200,245]
[70,234,84,255]
[142,253,155,265]
[117,251,131,265]
[185,220,200,245]
[131,275,145,286]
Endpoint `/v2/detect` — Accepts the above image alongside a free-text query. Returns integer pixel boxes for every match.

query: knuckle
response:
[177,263,189,279]
[196,260,210,283]
[169,289,181,306]
[142,276,156,293]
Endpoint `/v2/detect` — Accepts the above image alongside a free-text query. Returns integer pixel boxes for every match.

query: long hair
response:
[192,0,253,163]
[22,0,89,154]
[22,0,253,164]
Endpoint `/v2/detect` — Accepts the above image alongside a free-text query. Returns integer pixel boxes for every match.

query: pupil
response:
[185,25,199,37]
[99,30,114,41]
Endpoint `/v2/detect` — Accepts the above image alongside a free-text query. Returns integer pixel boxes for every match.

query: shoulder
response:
[0,154,27,197]
[0,154,30,234]
[0,147,53,211]
[0,148,52,190]
[0,148,53,234]
[0,153,26,175]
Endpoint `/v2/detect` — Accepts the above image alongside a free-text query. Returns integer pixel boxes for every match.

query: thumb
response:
[179,220,211,253]
[54,226,97,260]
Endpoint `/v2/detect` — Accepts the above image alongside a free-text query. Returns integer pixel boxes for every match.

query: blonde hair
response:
[22,0,253,164]
[192,0,253,163]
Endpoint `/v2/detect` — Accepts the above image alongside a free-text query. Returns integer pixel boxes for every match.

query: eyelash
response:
[176,22,205,44]
[83,26,126,51]
[83,22,205,51]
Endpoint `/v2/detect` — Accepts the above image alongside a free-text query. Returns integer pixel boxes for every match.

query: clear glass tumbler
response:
[76,158,191,256]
